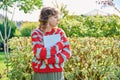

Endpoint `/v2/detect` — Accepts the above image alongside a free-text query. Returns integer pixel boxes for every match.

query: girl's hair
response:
[39,7,58,30]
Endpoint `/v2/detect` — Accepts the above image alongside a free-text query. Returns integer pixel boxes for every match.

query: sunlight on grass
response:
[0,52,9,80]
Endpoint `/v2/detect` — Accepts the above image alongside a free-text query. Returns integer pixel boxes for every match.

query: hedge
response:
[8,37,120,80]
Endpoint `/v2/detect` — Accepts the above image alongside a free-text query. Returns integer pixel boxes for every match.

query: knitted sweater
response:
[31,27,72,73]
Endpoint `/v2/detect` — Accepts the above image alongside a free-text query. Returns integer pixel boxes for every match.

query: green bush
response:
[0,23,3,42]
[64,37,120,80]
[17,15,120,37]
[20,22,38,37]
[0,20,17,39]
[14,28,22,37]
[58,15,120,37]
[8,37,120,80]
[8,37,33,80]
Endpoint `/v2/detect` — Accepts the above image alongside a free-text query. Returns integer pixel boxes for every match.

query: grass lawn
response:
[0,52,9,80]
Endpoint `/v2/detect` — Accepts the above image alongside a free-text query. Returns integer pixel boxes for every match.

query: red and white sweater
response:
[31,27,72,73]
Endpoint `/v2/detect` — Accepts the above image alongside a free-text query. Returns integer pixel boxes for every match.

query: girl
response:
[31,7,72,80]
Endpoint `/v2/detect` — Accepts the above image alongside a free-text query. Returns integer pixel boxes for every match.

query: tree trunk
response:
[3,6,10,75]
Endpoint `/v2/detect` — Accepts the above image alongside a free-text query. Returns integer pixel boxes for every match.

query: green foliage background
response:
[20,22,38,37]
[0,20,17,40]
[59,15,120,37]
[1,15,120,80]
[8,37,120,80]
[17,15,120,38]
[65,37,120,80]
[8,37,32,80]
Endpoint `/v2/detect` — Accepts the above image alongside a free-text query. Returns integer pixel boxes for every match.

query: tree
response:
[52,0,69,18]
[0,0,42,75]
[96,0,120,13]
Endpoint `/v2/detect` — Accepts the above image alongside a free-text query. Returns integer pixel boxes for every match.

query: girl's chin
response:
[52,25,57,28]
[52,26,58,29]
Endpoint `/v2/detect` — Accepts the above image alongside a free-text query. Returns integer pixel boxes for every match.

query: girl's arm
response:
[47,41,71,64]
[46,29,72,64]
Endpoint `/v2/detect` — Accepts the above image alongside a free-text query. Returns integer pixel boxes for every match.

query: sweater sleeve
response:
[31,30,64,60]
[47,29,72,64]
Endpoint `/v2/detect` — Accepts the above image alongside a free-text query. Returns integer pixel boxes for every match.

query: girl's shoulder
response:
[53,27,64,33]
[31,27,43,36]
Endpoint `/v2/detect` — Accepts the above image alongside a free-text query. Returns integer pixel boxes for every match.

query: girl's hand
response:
[43,59,48,64]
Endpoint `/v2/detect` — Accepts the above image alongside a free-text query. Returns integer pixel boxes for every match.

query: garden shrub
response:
[0,20,17,39]
[17,15,120,38]
[64,37,120,80]
[20,22,39,37]
[59,15,120,37]
[8,37,33,80]
[8,37,120,80]
[14,28,22,37]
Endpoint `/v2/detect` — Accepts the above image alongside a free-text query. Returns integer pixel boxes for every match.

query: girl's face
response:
[48,14,59,28]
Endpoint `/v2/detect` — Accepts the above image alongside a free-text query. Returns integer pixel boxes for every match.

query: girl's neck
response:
[40,25,53,33]
[44,25,52,33]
